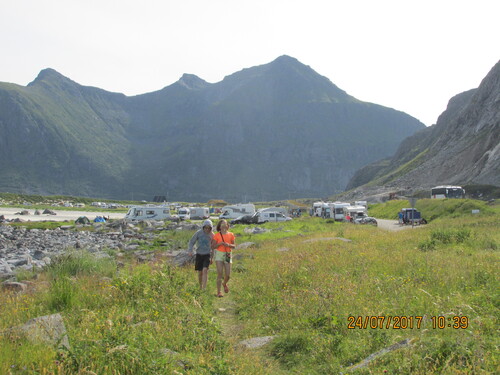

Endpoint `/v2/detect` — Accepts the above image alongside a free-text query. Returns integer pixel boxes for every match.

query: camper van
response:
[258,207,288,216]
[342,205,368,222]
[125,206,174,221]
[331,202,351,221]
[311,201,325,216]
[219,204,256,219]
[257,211,292,223]
[177,207,191,220]
[189,207,210,220]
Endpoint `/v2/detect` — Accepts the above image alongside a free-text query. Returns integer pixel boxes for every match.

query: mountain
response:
[0,56,425,201]
[344,60,500,201]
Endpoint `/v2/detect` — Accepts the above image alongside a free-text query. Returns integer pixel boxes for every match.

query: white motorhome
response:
[342,205,368,222]
[258,207,288,216]
[219,204,256,219]
[125,205,173,221]
[177,207,191,220]
[311,201,325,216]
[189,207,210,220]
[331,202,351,221]
[257,211,292,223]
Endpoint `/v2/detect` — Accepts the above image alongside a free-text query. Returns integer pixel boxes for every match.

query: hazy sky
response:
[1,0,498,126]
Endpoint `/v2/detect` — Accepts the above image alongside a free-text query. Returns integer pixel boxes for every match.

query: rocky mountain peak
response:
[28,68,75,87]
[176,73,209,90]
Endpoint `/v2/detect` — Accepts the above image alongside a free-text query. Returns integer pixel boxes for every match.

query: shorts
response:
[214,250,232,264]
[195,254,211,271]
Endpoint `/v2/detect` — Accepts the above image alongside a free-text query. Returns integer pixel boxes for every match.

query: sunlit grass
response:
[0,210,498,373]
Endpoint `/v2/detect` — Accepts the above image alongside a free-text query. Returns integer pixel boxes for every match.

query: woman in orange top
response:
[213,219,236,297]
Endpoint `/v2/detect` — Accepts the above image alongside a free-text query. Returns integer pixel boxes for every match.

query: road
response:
[0,207,126,222]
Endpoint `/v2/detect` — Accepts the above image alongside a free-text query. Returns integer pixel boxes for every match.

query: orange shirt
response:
[213,232,235,252]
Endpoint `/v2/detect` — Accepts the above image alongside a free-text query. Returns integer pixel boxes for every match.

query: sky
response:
[1,0,498,126]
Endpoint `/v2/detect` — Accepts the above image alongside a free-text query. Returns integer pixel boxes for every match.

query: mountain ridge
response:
[0,56,425,201]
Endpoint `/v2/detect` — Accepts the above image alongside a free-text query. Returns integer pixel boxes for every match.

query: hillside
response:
[343,60,500,201]
[0,56,425,201]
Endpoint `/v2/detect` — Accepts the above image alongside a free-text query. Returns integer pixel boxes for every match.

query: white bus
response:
[431,186,465,199]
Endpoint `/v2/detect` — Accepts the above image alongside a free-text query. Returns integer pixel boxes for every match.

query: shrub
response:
[45,250,116,279]
[418,239,436,251]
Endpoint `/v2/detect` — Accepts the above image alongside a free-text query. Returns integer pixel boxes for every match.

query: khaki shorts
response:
[214,250,232,263]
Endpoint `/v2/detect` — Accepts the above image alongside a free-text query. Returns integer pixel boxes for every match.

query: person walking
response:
[188,219,215,289]
[213,219,236,297]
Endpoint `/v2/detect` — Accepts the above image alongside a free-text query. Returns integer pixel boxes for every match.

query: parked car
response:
[354,216,378,226]
[230,213,259,225]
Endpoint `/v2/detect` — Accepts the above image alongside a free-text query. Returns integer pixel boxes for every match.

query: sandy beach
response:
[0,207,126,222]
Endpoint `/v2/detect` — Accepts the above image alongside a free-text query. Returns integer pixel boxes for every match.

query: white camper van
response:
[125,206,173,221]
[177,207,191,220]
[342,205,368,222]
[189,207,210,220]
[258,207,288,216]
[331,202,351,221]
[257,211,292,223]
[311,201,325,216]
[219,204,256,219]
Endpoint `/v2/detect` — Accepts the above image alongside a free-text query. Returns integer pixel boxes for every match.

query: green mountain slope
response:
[0,56,425,201]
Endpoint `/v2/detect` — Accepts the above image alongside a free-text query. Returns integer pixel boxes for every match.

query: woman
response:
[213,219,236,297]
[188,219,215,289]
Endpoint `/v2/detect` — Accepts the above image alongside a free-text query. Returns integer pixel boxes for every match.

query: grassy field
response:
[0,200,498,374]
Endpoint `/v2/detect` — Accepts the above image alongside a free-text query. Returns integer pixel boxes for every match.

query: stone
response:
[170,251,194,267]
[236,242,256,250]
[2,281,28,292]
[348,339,414,371]
[7,313,71,350]
[238,335,276,349]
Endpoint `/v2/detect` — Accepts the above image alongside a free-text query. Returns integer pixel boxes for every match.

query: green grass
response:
[369,198,495,221]
[0,204,498,374]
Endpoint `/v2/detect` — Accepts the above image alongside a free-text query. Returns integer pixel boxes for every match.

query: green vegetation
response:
[368,198,495,221]
[0,201,498,374]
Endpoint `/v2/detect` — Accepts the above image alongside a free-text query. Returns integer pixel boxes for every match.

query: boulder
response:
[6,313,70,350]
[2,281,28,292]
[170,251,195,267]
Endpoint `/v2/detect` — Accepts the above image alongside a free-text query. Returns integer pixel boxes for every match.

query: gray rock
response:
[276,247,290,252]
[348,339,414,371]
[238,336,276,349]
[170,251,194,267]
[236,242,256,250]
[2,281,27,292]
[12,313,70,350]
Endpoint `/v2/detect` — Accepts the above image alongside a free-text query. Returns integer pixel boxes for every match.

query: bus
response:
[431,185,465,199]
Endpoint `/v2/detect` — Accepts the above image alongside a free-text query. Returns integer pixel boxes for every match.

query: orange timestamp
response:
[348,316,423,329]
[347,315,469,329]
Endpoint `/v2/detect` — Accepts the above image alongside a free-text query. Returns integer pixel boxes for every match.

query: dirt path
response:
[376,218,423,231]
[214,294,243,344]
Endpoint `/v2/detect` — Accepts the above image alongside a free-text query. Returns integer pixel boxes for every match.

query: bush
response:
[45,250,116,279]
[418,239,436,251]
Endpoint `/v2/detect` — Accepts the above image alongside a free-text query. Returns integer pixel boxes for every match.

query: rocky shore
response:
[0,220,202,280]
